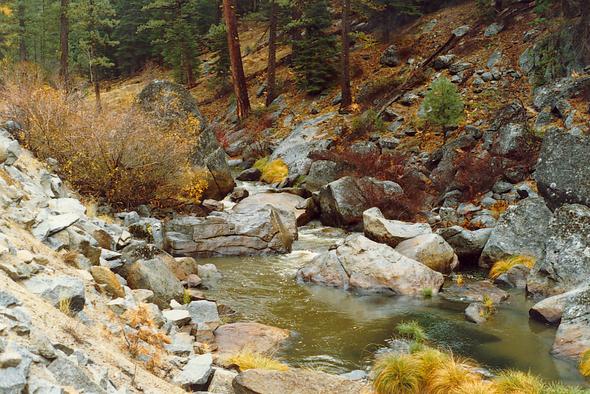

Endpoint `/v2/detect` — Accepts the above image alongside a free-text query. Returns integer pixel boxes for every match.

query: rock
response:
[230,187,249,203]
[449,62,472,74]
[0,343,31,394]
[380,45,400,67]
[164,205,297,257]
[528,204,590,297]
[163,309,191,326]
[48,356,106,393]
[319,177,403,229]
[399,92,420,106]
[236,168,261,181]
[209,368,238,394]
[452,25,470,37]
[24,275,85,313]
[169,256,199,281]
[304,160,352,193]
[395,234,459,273]
[137,80,234,199]
[552,286,590,359]
[340,370,368,381]
[494,264,530,288]
[532,76,590,111]
[479,198,552,268]
[48,198,86,217]
[465,303,487,324]
[32,213,80,240]
[124,257,184,309]
[534,128,590,209]
[270,112,336,177]
[529,287,588,325]
[232,368,369,394]
[187,300,220,326]
[233,192,311,226]
[436,226,492,260]
[203,199,224,212]
[433,54,456,70]
[363,207,432,248]
[90,266,125,298]
[0,136,21,166]
[297,234,444,296]
[215,322,290,356]
[484,22,504,37]
[442,281,509,304]
[197,264,222,289]
[0,291,20,308]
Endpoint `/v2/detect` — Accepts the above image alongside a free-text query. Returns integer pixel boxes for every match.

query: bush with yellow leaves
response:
[0,62,207,208]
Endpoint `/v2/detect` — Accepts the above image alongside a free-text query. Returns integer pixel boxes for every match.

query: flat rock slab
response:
[215,322,290,357]
[232,368,370,394]
[441,281,509,304]
[233,192,308,225]
[173,353,213,389]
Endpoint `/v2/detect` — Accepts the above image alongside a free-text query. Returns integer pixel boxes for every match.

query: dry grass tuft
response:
[494,370,545,394]
[63,323,86,344]
[489,255,536,280]
[227,350,289,372]
[579,349,590,377]
[372,353,423,394]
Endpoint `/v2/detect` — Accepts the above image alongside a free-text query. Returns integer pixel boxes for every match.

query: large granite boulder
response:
[395,233,459,273]
[270,112,336,177]
[124,257,184,309]
[479,198,552,268]
[215,322,290,357]
[233,369,369,394]
[529,286,588,325]
[363,207,432,248]
[304,160,352,193]
[23,275,85,313]
[319,177,403,229]
[436,226,492,261]
[233,192,313,226]
[528,204,590,297]
[164,205,297,257]
[297,234,444,296]
[535,129,590,209]
[137,80,234,199]
[552,285,590,360]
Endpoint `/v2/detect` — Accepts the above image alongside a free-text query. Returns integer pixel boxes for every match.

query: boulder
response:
[534,128,590,209]
[363,207,432,248]
[164,205,297,257]
[433,54,456,70]
[230,187,249,202]
[297,234,444,296]
[0,135,21,166]
[552,286,590,360]
[233,368,369,394]
[32,213,80,240]
[187,300,220,325]
[124,257,184,309]
[233,192,312,226]
[270,112,336,177]
[319,177,403,229]
[236,168,261,181]
[304,160,352,193]
[380,45,400,67]
[137,80,234,199]
[48,356,106,394]
[494,264,530,289]
[163,309,191,326]
[528,204,590,297]
[90,266,125,298]
[532,75,590,111]
[479,198,552,268]
[24,275,85,313]
[436,226,492,260]
[173,353,213,390]
[465,303,487,324]
[215,322,290,356]
[0,343,31,394]
[209,368,238,394]
[441,280,509,304]
[529,287,587,325]
[395,234,459,273]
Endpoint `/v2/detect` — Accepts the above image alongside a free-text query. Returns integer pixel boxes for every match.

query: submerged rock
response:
[297,234,444,296]
[441,280,509,304]
[232,368,369,394]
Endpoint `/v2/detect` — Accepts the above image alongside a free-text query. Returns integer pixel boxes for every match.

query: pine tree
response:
[361,0,421,42]
[291,0,338,95]
[72,0,118,109]
[59,0,69,86]
[206,22,230,80]
[421,77,464,130]
[265,0,278,106]
[340,0,352,111]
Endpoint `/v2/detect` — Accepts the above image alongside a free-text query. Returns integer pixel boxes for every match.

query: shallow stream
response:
[202,183,587,386]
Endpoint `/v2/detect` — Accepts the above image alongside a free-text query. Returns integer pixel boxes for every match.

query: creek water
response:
[202,183,587,386]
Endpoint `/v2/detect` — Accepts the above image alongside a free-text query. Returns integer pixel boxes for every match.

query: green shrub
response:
[421,77,464,129]
[396,321,428,344]
[350,109,385,137]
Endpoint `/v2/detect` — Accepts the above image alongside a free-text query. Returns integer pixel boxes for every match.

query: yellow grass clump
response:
[489,255,536,280]
[227,350,289,372]
[579,349,590,377]
[373,353,423,394]
[254,157,289,184]
[494,370,545,394]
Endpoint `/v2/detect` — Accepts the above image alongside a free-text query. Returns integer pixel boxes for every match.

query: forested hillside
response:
[1,0,590,393]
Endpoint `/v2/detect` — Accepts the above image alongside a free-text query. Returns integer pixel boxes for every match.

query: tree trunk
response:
[17,0,27,61]
[59,0,69,88]
[94,81,102,111]
[265,0,278,107]
[340,0,352,111]
[495,0,503,12]
[223,0,250,120]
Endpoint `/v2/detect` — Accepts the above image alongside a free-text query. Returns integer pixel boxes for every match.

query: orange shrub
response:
[0,63,206,208]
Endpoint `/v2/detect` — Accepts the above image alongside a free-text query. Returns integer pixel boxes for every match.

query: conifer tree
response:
[421,77,464,131]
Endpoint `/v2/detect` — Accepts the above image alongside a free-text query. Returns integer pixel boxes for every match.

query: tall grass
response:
[227,350,289,372]
[489,256,536,280]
